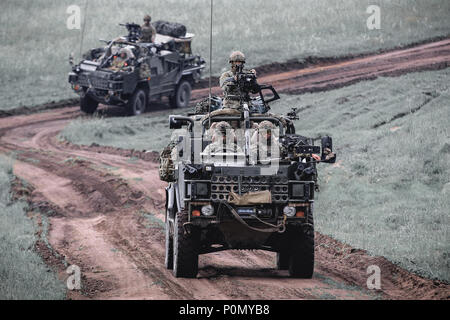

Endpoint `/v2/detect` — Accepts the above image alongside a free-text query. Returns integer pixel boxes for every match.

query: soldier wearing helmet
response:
[203,121,242,161]
[219,51,256,109]
[110,48,129,71]
[140,14,156,43]
[250,120,280,164]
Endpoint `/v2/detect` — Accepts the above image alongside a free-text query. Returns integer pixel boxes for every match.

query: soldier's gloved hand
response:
[250,69,257,76]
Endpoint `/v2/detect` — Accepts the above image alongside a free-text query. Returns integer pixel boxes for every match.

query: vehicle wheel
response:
[288,213,315,278]
[165,218,174,270]
[173,211,199,278]
[127,88,148,116]
[170,80,191,109]
[80,95,98,114]
[276,251,290,270]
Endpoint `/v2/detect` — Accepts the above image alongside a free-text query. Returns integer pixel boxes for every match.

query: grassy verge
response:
[61,112,174,152]
[1,0,449,111]
[0,156,66,300]
[61,68,450,282]
[285,69,450,282]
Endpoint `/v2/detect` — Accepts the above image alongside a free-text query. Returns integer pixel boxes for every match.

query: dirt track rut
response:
[0,39,449,300]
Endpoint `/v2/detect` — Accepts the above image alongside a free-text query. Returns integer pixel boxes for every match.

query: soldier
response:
[140,15,156,43]
[110,48,129,71]
[203,121,242,161]
[219,51,256,109]
[250,120,280,164]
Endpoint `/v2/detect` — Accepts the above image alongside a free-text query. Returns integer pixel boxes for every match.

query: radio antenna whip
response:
[208,0,213,128]
[79,0,89,59]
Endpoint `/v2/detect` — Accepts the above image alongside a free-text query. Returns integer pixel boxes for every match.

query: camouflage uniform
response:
[250,120,280,164]
[110,49,128,71]
[139,61,151,79]
[140,15,156,43]
[220,51,256,110]
[203,122,242,162]
[159,140,177,182]
[219,70,241,109]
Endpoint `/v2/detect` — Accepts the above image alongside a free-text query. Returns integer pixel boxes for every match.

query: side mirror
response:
[169,116,194,130]
[321,136,336,163]
[169,116,183,129]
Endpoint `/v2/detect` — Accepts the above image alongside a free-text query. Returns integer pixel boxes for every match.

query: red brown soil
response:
[0,39,449,300]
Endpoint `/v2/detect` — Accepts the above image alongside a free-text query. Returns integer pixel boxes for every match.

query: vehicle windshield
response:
[90,40,140,69]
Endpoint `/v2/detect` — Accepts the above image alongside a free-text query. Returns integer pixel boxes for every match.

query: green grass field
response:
[61,68,450,282]
[1,0,449,111]
[0,156,66,299]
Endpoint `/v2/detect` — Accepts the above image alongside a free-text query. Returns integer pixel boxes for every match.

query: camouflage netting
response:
[159,140,177,182]
[194,97,222,114]
[153,20,187,38]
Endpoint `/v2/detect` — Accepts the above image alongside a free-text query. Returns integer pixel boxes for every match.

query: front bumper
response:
[187,201,310,229]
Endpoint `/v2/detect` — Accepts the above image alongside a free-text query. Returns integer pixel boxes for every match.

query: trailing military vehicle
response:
[159,70,336,278]
[68,22,205,115]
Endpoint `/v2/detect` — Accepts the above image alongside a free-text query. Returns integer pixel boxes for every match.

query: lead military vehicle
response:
[160,69,336,278]
[68,22,205,115]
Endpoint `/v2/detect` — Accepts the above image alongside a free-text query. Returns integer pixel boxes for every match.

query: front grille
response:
[76,74,112,90]
[77,74,89,87]
[210,175,289,203]
[91,77,109,90]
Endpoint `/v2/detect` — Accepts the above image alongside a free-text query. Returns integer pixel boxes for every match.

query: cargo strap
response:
[219,201,286,234]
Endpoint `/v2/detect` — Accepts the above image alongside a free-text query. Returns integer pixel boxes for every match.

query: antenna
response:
[79,0,89,59]
[208,0,213,128]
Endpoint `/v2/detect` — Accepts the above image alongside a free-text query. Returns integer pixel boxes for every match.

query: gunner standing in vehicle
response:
[140,15,156,43]
[219,51,256,110]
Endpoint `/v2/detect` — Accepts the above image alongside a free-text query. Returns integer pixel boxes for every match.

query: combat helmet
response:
[118,48,128,57]
[213,121,232,134]
[210,121,233,141]
[229,51,246,64]
[258,120,278,137]
[258,120,275,129]
[143,15,151,22]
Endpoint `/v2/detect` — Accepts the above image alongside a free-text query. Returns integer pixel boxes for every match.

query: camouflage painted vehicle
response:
[68,23,205,115]
[160,74,336,278]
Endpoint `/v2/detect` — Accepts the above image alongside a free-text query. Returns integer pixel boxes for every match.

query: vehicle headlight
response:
[291,184,305,198]
[283,206,296,217]
[195,183,209,197]
[201,205,214,217]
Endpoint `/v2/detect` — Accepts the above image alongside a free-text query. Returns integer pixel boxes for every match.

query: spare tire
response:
[154,20,187,38]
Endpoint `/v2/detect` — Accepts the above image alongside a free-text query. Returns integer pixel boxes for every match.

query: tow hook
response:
[183,222,194,235]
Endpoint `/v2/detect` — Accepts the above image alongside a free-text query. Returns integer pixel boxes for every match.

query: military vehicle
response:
[160,69,336,278]
[68,22,205,115]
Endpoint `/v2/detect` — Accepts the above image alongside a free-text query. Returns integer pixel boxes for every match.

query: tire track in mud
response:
[3,124,448,299]
[0,120,381,300]
[1,39,449,300]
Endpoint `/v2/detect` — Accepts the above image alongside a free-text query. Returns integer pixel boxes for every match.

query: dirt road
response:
[1,39,449,300]
[191,38,450,103]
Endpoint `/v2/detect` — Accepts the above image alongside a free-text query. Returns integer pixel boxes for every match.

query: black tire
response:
[173,211,199,278]
[276,251,290,270]
[80,94,98,114]
[165,218,174,270]
[127,88,148,116]
[170,80,191,109]
[288,213,315,278]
